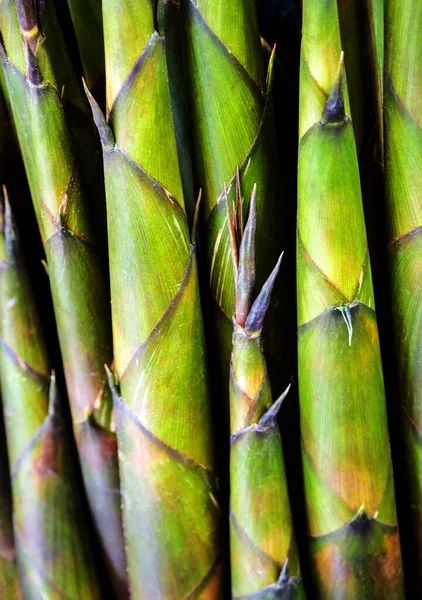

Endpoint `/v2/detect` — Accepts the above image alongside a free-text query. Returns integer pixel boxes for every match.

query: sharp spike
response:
[246,251,283,333]
[3,188,22,266]
[48,372,61,417]
[279,558,290,584]
[26,41,42,85]
[105,365,121,406]
[258,384,290,428]
[83,78,114,149]
[235,167,243,238]
[266,43,277,91]
[235,186,257,326]
[225,185,239,284]
[232,194,237,244]
[56,193,70,233]
[321,52,346,124]
[191,189,202,246]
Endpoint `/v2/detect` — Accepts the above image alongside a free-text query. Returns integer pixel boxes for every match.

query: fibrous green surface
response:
[0,2,127,593]
[0,404,20,599]
[297,3,404,596]
[228,193,305,599]
[0,192,101,599]
[385,0,422,588]
[181,0,284,388]
[86,0,224,597]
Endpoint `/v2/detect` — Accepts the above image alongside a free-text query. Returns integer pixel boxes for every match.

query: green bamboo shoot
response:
[297,2,404,595]
[0,404,20,599]
[85,0,223,596]
[181,0,285,387]
[0,190,101,599]
[385,0,422,588]
[229,189,305,599]
[0,2,127,593]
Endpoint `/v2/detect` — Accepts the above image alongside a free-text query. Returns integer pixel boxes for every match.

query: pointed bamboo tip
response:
[2,188,21,265]
[83,78,114,149]
[105,365,121,405]
[191,189,202,245]
[3,188,14,237]
[258,383,290,428]
[266,43,277,91]
[41,258,49,277]
[0,33,7,63]
[48,372,60,417]
[235,187,257,326]
[26,41,42,85]
[226,184,239,285]
[245,250,283,334]
[321,52,346,125]
[279,558,290,584]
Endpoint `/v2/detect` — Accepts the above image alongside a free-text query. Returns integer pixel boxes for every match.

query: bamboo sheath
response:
[0,192,101,599]
[0,1,127,594]
[385,0,422,588]
[228,192,305,599]
[297,1,404,597]
[86,0,224,597]
[181,0,285,389]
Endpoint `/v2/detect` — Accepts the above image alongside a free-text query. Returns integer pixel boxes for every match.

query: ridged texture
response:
[229,195,304,599]
[0,193,101,599]
[297,3,404,597]
[385,0,422,588]
[181,0,284,386]
[0,2,127,594]
[86,1,223,597]
[0,405,20,599]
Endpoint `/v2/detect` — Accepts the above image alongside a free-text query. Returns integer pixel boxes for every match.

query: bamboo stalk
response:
[181,0,285,390]
[86,0,224,596]
[228,189,305,599]
[0,2,127,593]
[297,2,404,595]
[384,0,422,590]
[0,189,101,599]
[0,402,20,599]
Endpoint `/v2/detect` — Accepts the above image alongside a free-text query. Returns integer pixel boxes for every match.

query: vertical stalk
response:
[297,2,404,596]
[229,192,305,598]
[86,0,223,596]
[0,405,20,599]
[0,2,127,593]
[181,0,285,390]
[385,0,422,590]
[0,190,101,599]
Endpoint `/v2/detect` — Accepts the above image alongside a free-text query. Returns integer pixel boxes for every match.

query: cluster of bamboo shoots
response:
[0,0,420,598]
